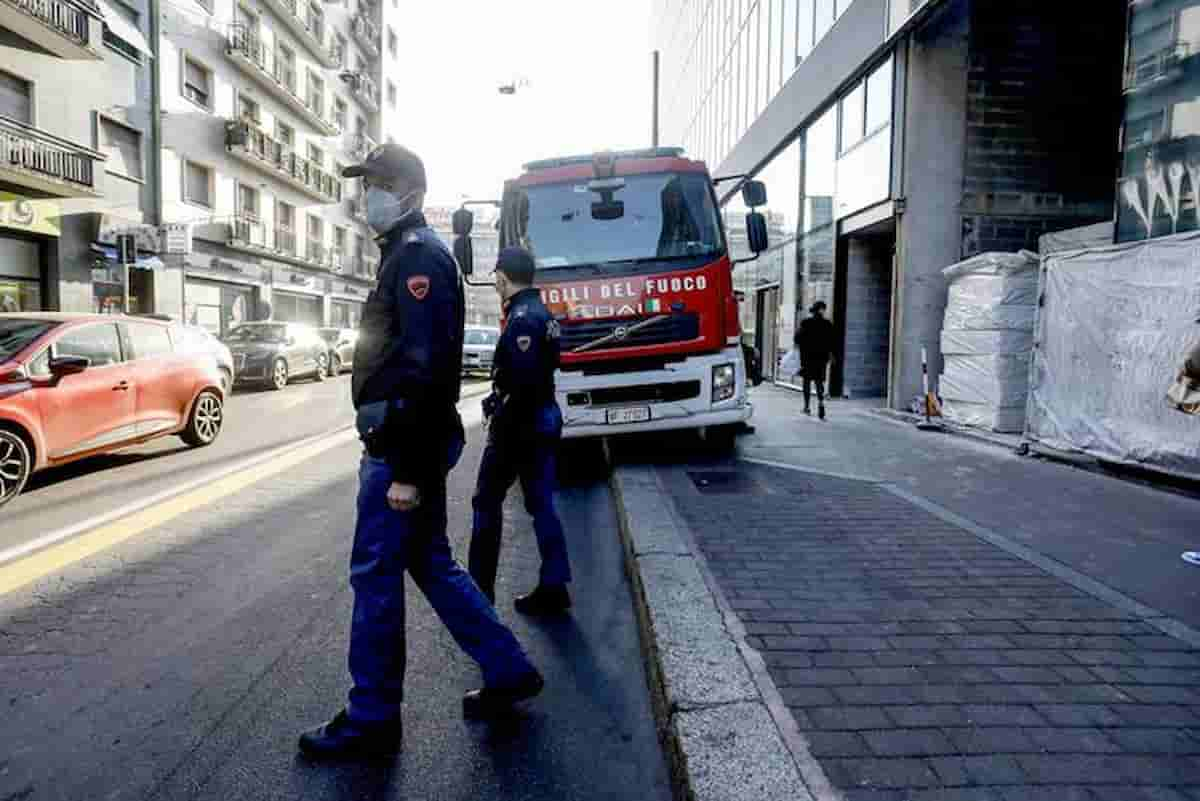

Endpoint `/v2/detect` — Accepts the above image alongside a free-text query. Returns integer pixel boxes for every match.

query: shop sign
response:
[161,223,193,255]
[97,216,159,252]
[0,192,60,237]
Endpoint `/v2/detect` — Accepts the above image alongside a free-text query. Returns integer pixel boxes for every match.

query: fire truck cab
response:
[452,147,769,445]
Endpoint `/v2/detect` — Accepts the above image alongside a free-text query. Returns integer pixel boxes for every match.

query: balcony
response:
[0,115,103,197]
[352,15,379,59]
[1125,41,1197,94]
[225,121,343,204]
[275,226,297,256]
[228,215,272,252]
[257,0,337,67]
[306,239,327,265]
[0,0,102,59]
[350,73,380,112]
[226,26,339,135]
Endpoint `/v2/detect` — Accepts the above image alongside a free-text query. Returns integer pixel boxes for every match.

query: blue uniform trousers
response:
[347,441,535,725]
[469,405,572,596]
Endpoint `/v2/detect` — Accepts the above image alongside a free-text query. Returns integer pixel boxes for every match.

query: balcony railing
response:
[226,25,338,135]
[229,215,271,250]
[225,120,342,204]
[257,0,338,67]
[1125,41,1195,92]
[0,115,102,196]
[307,239,327,265]
[353,15,379,58]
[1,0,101,59]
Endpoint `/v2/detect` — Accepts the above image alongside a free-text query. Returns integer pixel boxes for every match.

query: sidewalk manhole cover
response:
[688,470,763,495]
[1183,551,1200,566]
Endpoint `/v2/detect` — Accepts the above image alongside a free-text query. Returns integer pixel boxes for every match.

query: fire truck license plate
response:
[606,406,651,425]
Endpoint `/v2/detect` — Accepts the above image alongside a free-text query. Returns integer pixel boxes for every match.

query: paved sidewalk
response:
[613,385,1200,801]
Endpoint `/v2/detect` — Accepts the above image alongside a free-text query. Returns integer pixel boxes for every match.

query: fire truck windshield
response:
[507,172,725,271]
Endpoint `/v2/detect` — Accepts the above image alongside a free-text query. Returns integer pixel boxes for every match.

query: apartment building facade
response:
[162,0,396,335]
[0,0,159,315]
[652,0,1127,408]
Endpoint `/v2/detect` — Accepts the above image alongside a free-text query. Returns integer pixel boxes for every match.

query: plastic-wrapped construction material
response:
[939,251,1039,433]
[1038,221,1115,256]
[1026,232,1200,480]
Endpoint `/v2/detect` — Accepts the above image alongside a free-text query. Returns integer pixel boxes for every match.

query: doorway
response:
[832,220,895,399]
[755,285,781,383]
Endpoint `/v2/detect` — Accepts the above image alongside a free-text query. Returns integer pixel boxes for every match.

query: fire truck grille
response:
[560,313,700,352]
[580,380,703,407]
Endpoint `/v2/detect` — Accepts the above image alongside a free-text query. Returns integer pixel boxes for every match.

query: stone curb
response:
[610,465,835,801]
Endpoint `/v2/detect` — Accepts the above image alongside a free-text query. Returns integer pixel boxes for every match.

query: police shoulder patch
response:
[516,335,532,352]
[407,275,430,300]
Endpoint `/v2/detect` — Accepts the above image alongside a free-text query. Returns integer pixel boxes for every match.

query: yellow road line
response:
[0,429,356,598]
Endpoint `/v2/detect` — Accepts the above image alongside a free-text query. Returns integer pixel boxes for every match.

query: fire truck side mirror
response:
[746,211,769,255]
[741,180,767,209]
[453,235,474,276]
[452,207,474,236]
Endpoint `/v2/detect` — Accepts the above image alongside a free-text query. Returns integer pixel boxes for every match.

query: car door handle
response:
[113,381,130,391]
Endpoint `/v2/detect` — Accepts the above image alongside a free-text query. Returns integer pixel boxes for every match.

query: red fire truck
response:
[452,147,769,447]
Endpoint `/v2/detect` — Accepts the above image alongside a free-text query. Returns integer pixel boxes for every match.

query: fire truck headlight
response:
[712,363,736,403]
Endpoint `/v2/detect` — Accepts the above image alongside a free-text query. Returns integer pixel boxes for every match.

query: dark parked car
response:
[318,327,357,375]
[223,322,328,390]
[0,313,225,508]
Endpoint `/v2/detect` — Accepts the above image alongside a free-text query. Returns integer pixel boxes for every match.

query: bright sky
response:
[381,0,653,206]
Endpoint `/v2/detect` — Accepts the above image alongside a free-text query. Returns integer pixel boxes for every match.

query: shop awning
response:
[91,243,164,270]
[97,0,154,56]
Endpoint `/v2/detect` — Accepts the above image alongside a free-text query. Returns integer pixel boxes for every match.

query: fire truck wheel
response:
[703,424,739,454]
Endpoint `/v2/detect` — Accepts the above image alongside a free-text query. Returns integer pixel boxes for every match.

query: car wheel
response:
[271,359,288,390]
[0,429,32,508]
[219,367,233,395]
[182,390,223,447]
[314,354,328,382]
[330,354,342,376]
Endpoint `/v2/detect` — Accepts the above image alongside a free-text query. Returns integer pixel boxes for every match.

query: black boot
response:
[514,584,571,617]
[463,670,545,720]
[298,710,402,760]
[818,403,826,420]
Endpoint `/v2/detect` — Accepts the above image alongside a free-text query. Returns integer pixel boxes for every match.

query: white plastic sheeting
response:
[939,251,1039,433]
[1026,232,1200,480]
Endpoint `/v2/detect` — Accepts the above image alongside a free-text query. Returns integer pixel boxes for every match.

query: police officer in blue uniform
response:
[300,146,543,760]
[469,247,573,617]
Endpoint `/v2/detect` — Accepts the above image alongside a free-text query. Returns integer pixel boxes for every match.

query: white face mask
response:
[365,186,419,235]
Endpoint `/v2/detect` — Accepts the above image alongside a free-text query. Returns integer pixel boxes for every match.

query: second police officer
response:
[299,146,543,761]
[469,247,573,616]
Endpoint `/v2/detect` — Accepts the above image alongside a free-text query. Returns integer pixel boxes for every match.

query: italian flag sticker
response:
[645,298,661,313]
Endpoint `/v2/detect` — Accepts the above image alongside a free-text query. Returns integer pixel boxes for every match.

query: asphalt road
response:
[0,389,671,800]
[0,374,488,556]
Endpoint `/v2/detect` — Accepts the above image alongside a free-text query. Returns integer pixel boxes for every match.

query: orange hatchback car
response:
[0,313,225,508]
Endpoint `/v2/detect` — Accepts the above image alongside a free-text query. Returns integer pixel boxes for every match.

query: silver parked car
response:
[318,327,357,375]
[462,326,499,375]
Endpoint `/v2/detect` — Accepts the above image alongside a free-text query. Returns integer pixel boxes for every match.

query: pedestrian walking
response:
[469,247,573,617]
[300,145,542,761]
[794,301,835,419]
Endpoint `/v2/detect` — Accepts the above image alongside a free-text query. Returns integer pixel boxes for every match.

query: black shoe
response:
[298,710,402,760]
[818,404,826,420]
[514,584,571,617]
[463,670,545,720]
[803,406,811,416]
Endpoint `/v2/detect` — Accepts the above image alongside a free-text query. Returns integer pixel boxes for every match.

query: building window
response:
[183,160,213,208]
[102,0,142,63]
[0,69,32,124]
[277,45,297,93]
[387,80,397,108]
[839,81,865,153]
[308,143,324,167]
[307,214,325,262]
[333,97,348,130]
[277,121,295,149]
[183,55,213,110]
[388,26,398,57]
[333,225,347,269]
[238,93,260,125]
[238,183,260,219]
[334,33,348,66]
[865,57,893,134]
[277,201,296,254]
[1117,0,1200,242]
[99,116,143,180]
[307,71,324,115]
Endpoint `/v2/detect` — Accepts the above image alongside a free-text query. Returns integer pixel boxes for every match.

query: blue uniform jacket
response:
[492,288,560,433]
[351,212,465,483]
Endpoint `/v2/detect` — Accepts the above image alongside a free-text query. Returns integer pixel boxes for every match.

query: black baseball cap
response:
[342,143,426,189]
[495,247,536,284]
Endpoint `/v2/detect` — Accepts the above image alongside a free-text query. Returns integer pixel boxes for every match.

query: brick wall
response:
[842,235,893,398]
[959,0,1125,258]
